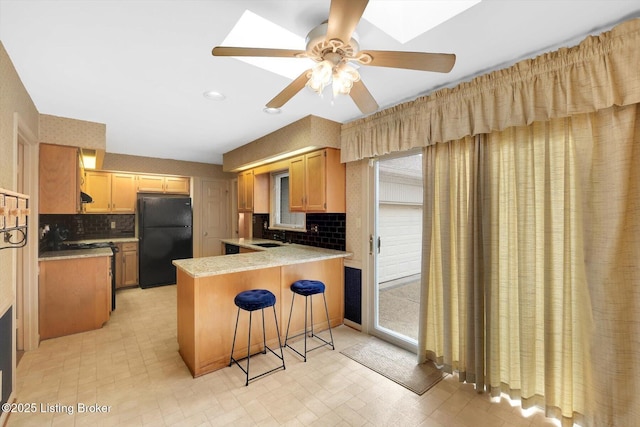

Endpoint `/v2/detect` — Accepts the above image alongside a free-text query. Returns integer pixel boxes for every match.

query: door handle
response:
[204,232,208,237]
[378,236,381,254]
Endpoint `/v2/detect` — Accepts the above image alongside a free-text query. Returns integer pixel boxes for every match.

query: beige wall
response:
[223,115,341,172]
[346,161,365,263]
[102,152,233,179]
[39,114,106,150]
[0,41,39,316]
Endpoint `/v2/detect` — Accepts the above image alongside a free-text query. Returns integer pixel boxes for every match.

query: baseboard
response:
[343,319,362,331]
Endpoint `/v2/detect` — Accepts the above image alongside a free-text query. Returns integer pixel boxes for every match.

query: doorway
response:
[371,151,423,351]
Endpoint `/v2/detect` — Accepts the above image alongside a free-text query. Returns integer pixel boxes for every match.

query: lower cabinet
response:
[116,241,139,288]
[39,255,111,340]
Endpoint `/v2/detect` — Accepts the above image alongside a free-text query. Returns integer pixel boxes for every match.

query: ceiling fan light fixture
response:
[332,63,360,97]
[306,60,334,94]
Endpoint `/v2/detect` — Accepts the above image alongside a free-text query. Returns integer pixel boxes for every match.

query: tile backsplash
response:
[40,214,135,248]
[252,213,345,251]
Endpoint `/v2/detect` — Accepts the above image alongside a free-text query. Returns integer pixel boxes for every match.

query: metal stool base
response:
[284,291,335,362]
[229,304,285,386]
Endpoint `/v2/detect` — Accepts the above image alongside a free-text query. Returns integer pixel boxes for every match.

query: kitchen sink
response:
[254,243,283,248]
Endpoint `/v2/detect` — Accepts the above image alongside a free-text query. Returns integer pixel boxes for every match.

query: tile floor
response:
[9,285,561,426]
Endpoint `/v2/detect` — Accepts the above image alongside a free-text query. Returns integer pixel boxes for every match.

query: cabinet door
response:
[114,244,124,288]
[137,175,165,193]
[165,176,190,194]
[304,150,327,212]
[39,144,79,214]
[237,171,253,212]
[237,172,246,211]
[111,173,137,213]
[243,170,254,212]
[84,171,111,213]
[289,156,305,212]
[122,249,138,286]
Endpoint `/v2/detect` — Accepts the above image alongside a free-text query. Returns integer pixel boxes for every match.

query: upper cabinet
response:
[39,143,80,214]
[137,175,190,194]
[83,171,136,213]
[237,170,254,212]
[289,148,345,213]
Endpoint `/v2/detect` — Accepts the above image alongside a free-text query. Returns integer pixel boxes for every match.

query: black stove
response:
[59,242,114,250]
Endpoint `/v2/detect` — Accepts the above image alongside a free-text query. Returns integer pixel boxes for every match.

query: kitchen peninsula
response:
[173,239,351,377]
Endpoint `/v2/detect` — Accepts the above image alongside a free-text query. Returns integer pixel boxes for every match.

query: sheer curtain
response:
[419,104,640,425]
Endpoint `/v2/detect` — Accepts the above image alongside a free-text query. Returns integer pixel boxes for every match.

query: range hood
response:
[80,191,93,204]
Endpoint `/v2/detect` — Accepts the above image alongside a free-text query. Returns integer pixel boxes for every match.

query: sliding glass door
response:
[371,151,423,350]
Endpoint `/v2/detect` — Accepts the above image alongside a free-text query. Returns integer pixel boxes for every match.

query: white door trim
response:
[13,113,40,353]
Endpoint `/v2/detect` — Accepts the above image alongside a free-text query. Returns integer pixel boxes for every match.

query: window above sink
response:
[271,170,305,231]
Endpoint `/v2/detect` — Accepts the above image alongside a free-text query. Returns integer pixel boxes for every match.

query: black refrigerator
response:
[138,195,193,288]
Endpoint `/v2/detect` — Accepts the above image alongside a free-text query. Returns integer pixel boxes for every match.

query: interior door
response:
[200,179,229,257]
[371,151,423,351]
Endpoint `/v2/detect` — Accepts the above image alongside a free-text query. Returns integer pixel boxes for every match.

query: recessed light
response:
[203,90,225,101]
[263,107,281,114]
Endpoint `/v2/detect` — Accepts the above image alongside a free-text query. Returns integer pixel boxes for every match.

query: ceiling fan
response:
[212,0,456,114]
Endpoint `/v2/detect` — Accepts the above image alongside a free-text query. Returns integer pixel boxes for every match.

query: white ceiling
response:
[1,1,639,165]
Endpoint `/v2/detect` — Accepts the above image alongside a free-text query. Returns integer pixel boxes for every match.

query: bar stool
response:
[229,289,285,385]
[284,280,335,361]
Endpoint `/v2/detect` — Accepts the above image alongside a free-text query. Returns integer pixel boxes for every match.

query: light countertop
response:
[39,248,113,261]
[66,237,138,244]
[174,239,351,278]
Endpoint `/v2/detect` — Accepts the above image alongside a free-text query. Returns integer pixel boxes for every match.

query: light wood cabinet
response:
[84,171,136,213]
[115,241,138,288]
[289,148,345,213]
[237,170,254,212]
[111,174,137,213]
[137,175,190,194]
[253,173,269,214]
[164,176,190,194]
[39,143,80,214]
[39,255,111,340]
[289,156,305,211]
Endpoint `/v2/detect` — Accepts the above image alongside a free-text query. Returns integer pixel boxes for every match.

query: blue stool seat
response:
[291,280,325,296]
[229,289,285,385]
[234,289,276,311]
[284,280,335,361]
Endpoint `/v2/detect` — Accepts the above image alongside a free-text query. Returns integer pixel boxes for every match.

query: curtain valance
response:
[340,18,640,163]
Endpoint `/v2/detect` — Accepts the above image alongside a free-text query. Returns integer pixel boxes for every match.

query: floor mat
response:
[340,337,445,395]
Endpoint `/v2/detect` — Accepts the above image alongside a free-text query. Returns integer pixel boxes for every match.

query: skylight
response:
[220,10,313,79]
[362,0,482,44]
[220,2,482,80]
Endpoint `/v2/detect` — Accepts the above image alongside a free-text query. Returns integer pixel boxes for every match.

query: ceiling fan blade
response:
[359,50,456,73]
[350,80,378,114]
[266,69,311,108]
[326,0,369,44]
[212,46,306,58]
